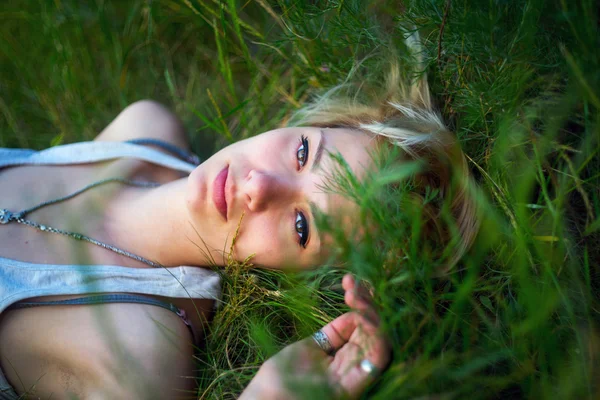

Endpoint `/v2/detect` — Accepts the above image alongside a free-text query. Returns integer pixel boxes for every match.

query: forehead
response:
[319,127,377,171]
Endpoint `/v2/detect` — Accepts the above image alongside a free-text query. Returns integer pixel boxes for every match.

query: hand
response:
[240,274,391,400]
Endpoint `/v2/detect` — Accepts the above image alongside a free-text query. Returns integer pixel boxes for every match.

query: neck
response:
[104,178,210,268]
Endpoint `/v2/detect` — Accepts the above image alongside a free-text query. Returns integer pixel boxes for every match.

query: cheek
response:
[233,214,290,266]
[242,134,293,169]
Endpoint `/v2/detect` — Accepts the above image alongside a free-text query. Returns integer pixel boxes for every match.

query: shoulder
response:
[94,100,194,182]
[1,303,195,399]
[95,100,190,151]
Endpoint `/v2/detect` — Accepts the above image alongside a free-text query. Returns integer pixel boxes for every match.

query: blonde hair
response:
[287,37,479,267]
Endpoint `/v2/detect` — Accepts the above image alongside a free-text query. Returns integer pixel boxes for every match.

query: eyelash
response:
[295,135,310,248]
[295,211,309,248]
[296,134,309,170]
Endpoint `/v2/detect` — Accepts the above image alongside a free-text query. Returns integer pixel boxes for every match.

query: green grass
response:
[1,0,599,399]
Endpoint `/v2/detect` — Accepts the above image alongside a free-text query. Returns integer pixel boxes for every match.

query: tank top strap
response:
[0,256,221,315]
[0,141,197,173]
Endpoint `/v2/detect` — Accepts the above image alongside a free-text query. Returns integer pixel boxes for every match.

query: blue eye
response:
[297,135,309,168]
[295,211,309,248]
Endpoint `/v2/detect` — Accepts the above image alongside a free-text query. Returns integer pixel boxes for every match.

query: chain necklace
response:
[0,177,165,268]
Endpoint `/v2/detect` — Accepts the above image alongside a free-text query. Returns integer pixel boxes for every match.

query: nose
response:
[242,169,298,212]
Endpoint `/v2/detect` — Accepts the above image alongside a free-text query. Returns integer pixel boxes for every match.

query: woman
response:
[0,59,478,398]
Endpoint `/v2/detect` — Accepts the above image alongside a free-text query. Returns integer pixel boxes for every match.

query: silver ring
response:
[359,359,379,377]
[312,330,334,355]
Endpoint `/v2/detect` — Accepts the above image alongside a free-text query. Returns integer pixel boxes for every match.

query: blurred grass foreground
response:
[1,0,599,399]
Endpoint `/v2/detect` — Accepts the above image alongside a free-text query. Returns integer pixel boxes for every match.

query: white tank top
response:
[0,141,221,315]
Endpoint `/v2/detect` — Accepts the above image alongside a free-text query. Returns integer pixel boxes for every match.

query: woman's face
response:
[186,127,376,269]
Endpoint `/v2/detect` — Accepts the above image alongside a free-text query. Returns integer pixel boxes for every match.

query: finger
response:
[342,274,374,308]
[342,275,379,323]
[337,357,382,399]
[327,336,391,399]
[320,312,383,357]
[342,274,373,300]
[319,312,360,353]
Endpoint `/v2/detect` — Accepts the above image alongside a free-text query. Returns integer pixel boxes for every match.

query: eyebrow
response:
[311,129,326,172]
[307,130,326,254]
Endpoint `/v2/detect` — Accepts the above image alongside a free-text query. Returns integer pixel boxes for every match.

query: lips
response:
[212,166,229,221]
